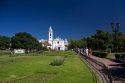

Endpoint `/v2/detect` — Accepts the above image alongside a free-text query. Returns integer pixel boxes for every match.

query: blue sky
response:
[0,0,125,39]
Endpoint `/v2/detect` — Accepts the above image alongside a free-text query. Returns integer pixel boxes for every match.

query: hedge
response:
[92,51,108,58]
[115,54,125,61]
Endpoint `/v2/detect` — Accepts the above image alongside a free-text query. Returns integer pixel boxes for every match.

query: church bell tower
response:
[48,26,53,48]
[48,26,53,41]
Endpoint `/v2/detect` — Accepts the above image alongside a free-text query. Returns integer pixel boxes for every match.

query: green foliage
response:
[92,51,108,58]
[68,39,87,49]
[41,47,48,51]
[86,29,112,50]
[50,56,64,66]
[115,53,125,61]
[11,32,42,51]
[68,29,113,50]
[0,36,10,50]
[68,29,125,52]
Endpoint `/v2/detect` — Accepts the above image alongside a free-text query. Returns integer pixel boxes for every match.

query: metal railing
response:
[74,49,112,83]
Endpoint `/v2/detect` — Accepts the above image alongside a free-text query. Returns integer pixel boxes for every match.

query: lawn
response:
[107,53,116,59]
[0,51,93,83]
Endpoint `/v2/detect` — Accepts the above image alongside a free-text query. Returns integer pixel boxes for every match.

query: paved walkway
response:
[90,55,125,83]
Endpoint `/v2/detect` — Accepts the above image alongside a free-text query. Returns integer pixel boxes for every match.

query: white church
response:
[39,26,68,51]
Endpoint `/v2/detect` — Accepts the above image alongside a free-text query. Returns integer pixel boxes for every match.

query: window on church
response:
[57,41,59,44]
[50,34,51,36]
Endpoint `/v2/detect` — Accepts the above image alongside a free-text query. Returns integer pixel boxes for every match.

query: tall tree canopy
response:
[68,29,125,52]
[0,36,10,50]
[11,32,42,50]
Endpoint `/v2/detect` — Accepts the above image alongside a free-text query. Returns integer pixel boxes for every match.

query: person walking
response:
[88,48,92,56]
[85,47,88,56]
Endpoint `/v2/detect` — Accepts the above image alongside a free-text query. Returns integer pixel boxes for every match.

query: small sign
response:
[14,49,25,54]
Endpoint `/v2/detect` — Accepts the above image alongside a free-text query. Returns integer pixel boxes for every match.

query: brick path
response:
[90,55,125,83]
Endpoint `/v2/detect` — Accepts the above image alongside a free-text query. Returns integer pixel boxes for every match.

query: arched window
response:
[57,41,59,44]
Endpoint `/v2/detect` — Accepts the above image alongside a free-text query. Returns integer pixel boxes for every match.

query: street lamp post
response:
[111,22,120,53]
[9,37,12,56]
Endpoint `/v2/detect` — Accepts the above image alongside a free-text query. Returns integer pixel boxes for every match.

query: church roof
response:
[39,39,46,43]
[49,26,53,32]
[53,37,64,41]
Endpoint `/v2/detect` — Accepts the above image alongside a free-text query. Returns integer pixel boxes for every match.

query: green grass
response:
[107,53,115,59]
[0,51,93,83]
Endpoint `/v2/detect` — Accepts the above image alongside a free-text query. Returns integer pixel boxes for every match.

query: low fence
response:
[74,49,112,83]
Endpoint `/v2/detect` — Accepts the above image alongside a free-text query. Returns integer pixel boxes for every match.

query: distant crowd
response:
[76,47,92,56]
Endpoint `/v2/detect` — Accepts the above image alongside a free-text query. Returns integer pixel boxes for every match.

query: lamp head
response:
[111,22,120,32]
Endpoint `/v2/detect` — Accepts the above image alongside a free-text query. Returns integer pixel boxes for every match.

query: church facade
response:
[39,26,68,51]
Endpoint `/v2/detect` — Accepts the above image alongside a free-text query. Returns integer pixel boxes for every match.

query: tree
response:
[88,29,112,50]
[11,32,42,51]
[62,29,125,52]
[0,36,10,50]
[68,39,87,49]
[116,32,125,52]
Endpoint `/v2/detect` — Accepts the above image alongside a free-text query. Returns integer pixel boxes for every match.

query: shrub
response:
[92,51,108,58]
[115,54,120,60]
[115,54,125,61]
[50,56,65,66]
